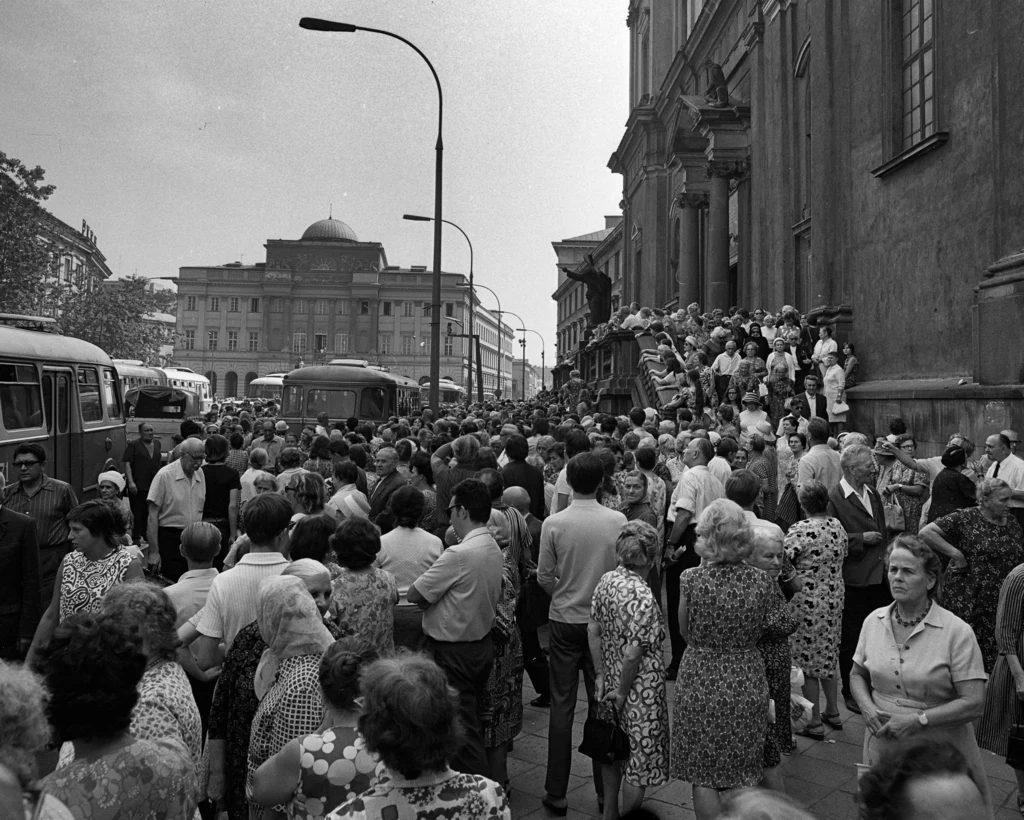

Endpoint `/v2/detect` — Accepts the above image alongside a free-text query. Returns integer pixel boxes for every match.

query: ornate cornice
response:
[676,191,709,209]
[706,158,751,180]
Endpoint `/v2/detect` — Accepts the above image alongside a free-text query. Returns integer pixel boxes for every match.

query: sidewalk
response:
[508,654,1022,819]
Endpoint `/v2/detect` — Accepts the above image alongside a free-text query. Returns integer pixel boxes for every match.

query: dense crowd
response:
[1,301,1021,820]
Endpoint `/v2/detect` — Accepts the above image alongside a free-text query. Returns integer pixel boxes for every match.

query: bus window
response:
[103,369,122,419]
[78,367,103,423]
[283,385,303,416]
[57,374,70,433]
[359,387,385,420]
[0,363,43,430]
[42,373,53,431]
[307,388,356,420]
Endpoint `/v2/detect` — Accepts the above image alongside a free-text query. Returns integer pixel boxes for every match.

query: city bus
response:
[422,378,466,405]
[0,318,126,499]
[158,366,212,413]
[112,359,167,394]
[280,361,421,429]
[245,373,286,402]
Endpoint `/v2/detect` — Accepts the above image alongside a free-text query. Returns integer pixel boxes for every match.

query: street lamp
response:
[465,282,504,399]
[403,214,475,405]
[300,17,444,417]
[503,310,527,401]
[517,327,546,392]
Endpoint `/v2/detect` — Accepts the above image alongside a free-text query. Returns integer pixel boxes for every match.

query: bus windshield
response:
[306,388,357,419]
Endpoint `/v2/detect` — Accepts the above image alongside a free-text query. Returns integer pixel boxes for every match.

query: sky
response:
[2,0,629,369]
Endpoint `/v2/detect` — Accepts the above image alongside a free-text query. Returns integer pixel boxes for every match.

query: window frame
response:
[228,297,240,313]
[227,330,239,351]
[250,297,261,313]
[248,331,260,352]
[186,295,197,311]
[210,297,220,312]
[183,329,196,350]
[208,329,219,351]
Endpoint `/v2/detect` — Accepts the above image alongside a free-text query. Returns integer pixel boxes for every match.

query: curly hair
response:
[885,535,944,600]
[41,613,146,743]
[615,520,659,570]
[288,471,327,514]
[330,516,382,570]
[319,638,378,710]
[357,652,463,779]
[0,661,50,786]
[694,499,754,564]
[101,582,181,662]
[978,477,1011,507]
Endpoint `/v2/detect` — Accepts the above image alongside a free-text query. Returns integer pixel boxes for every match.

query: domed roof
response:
[301,217,358,242]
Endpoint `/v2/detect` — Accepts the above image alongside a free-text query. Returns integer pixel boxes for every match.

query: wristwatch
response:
[916,711,928,726]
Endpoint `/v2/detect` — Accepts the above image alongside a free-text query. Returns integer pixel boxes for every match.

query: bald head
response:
[503,486,531,514]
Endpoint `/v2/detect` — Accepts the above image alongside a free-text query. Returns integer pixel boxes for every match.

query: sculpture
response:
[703,60,729,107]
[561,253,612,327]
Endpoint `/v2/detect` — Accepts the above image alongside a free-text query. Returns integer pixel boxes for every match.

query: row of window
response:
[0,363,120,431]
[184,296,460,317]
[181,329,461,357]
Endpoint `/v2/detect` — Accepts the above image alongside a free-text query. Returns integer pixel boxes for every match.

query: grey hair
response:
[0,660,50,786]
[615,520,660,570]
[979,477,1011,506]
[249,448,269,469]
[694,499,754,564]
[101,582,181,662]
[840,443,872,470]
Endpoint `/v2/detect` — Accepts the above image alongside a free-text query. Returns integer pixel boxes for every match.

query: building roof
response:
[560,227,615,244]
[300,217,359,242]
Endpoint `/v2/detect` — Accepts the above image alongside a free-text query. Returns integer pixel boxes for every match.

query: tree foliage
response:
[0,151,56,314]
[54,275,177,362]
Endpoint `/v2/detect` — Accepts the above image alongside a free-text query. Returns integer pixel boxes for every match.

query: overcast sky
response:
[2,1,628,367]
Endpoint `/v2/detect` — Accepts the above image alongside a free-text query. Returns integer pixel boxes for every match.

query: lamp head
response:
[402,214,431,222]
[299,18,358,33]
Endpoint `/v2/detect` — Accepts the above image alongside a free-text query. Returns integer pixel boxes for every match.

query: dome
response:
[301,217,358,242]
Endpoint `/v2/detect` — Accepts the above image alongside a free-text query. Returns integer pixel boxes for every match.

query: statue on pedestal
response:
[703,60,729,107]
[561,254,612,328]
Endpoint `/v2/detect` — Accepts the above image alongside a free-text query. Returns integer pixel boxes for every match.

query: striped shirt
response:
[3,475,78,550]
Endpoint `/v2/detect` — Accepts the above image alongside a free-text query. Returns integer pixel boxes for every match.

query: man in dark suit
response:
[0,472,42,659]
[368,446,409,523]
[798,374,829,420]
[500,434,546,520]
[827,443,893,713]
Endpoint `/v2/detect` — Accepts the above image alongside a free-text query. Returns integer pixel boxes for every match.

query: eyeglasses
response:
[13,461,40,468]
[447,502,464,513]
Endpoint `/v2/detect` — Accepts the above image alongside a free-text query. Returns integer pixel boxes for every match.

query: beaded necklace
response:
[893,599,931,629]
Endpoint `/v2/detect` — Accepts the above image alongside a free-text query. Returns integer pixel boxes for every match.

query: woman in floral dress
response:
[883,434,930,534]
[589,521,669,820]
[784,482,848,735]
[671,500,772,820]
[764,337,796,423]
[920,478,1024,672]
[729,342,768,397]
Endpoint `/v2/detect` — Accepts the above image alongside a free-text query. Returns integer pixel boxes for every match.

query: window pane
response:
[78,367,103,423]
[283,385,303,415]
[359,388,385,420]
[103,369,122,419]
[0,364,44,430]
[306,389,356,419]
[923,48,933,75]
[57,374,69,433]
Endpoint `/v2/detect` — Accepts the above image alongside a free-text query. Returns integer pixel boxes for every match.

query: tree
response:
[54,275,177,362]
[0,151,57,314]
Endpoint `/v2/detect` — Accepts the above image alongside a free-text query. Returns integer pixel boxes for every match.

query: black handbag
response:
[1006,704,1024,770]
[578,705,630,765]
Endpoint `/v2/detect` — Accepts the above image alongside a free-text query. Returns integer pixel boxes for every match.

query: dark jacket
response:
[368,470,410,522]
[502,460,547,521]
[799,392,829,420]
[827,482,888,587]
[0,506,41,653]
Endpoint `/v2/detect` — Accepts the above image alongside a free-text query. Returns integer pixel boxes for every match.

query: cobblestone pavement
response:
[509,635,1021,819]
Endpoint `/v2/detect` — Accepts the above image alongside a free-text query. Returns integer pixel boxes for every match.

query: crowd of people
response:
[1,300,1023,820]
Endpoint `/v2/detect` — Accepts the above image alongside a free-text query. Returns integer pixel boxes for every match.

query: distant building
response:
[38,215,112,316]
[172,217,514,399]
[510,357,542,401]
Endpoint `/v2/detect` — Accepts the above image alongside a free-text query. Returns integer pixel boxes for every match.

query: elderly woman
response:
[926,444,977,523]
[821,351,846,434]
[97,469,134,539]
[784,481,847,736]
[920,478,1024,672]
[850,536,991,810]
[286,471,329,527]
[39,614,197,819]
[328,517,399,653]
[588,521,669,820]
[811,324,838,379]
[252,639,383,820]
[671,499,774,820]
[764,337,797,424]
[25,500,143,667]
[619,470,658,530]
[729,341,768,398]
[882,434,930,534]
[247,576,335,812]
[241,448,272,507]
[326,653,510,820]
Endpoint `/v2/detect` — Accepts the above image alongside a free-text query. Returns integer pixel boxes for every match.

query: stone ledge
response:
[848,378,1024,401]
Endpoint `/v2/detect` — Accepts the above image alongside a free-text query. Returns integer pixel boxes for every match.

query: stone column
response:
[706,169,731,311]
[676,193,706,309]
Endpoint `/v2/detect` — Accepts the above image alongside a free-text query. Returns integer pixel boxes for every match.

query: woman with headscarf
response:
[246,575,335,813]
[926,445,977,524]
[747,323,771,362]
[97,469,134,541]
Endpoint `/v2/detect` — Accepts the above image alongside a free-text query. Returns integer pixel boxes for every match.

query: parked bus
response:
[158,366,212,413]
[422,379,466,405]
[124,385,203,462]
[0,318,126,500]
[112,359,167,394]
[245,373,287,402]
[280,361,421,429]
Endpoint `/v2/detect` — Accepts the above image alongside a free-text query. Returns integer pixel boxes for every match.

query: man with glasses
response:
[3,443,77,606]
[147,438,207,581]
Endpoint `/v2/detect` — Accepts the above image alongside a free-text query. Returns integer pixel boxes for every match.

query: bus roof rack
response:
[0,314,60,332]
[327,359,370,367]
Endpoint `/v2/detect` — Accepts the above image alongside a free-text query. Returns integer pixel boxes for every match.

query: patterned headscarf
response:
[254,575,334,700]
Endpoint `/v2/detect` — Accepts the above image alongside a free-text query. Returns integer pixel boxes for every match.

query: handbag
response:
[578,705,630,765]
[884,501,906,532]
[1007,704,1024,770]
[832,399,850,414]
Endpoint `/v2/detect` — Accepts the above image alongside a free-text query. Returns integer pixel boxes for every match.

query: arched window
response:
[244,371,259,391]
[224,371,238,398]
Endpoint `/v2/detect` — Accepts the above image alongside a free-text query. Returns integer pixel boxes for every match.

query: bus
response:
[422,378,466,405]
[245,373,287,402]
[158,366,212,413]
[0,319,126,500]
[280,361,422,429]
[112,359,167,394]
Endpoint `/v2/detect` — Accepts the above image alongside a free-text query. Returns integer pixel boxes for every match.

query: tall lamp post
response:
[517,327,546,393]
[299,17,444,417]
[503,310,527,400]
[470,282,504,399]
[403,214,473,406]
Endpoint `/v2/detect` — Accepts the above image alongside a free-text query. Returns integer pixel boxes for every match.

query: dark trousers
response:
[39,542,71,606]
[204,516,231,572]
[839,583,893,697]
[189,675,217,736]
[666,524,699,665]
[157,527,188,582]
[129,488,151,541]
[545,620,602,800]
[521,627,550,698]
[426,635,493,777]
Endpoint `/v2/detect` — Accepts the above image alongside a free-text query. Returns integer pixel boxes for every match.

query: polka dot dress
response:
[291,726,384,819]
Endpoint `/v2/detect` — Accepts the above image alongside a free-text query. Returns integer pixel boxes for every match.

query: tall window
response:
[334,331,349,354]
[228,297,239,313]
[294,299,307,314]
[445,302,454,317]
[183,330,195,350]
[248,331,260,351]
[360,301,370,315]
[210,297,220,312]
[422,302,431,317]
[227,330,238,351]
[338,300,349,315]
[402,301,413,317]
[207,330,219,350]
[421,335,430,355]
[401,334,414,355]
[378,334,392,354]
[443,337,453,356]
[186,295,197,311]
[900,0,935,150]
[271,298,283,313]
[314,333,327,353]
[293,330,307,352]
[316,299,329,315]
[250,297,260,313]
[381,301,392,316]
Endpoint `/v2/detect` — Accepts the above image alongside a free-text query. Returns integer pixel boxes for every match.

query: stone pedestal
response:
[975,249,1024,385]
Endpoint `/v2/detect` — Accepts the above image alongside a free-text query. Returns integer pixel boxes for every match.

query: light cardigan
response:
[765,350,797,383]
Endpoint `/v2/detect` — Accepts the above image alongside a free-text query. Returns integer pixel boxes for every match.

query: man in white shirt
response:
[985,433,1024,529]
[711,340,740,400]
[147,438,207,582]
[797,417,843,492]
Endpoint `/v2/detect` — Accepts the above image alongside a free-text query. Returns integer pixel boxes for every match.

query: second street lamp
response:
[300,17,444,416]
